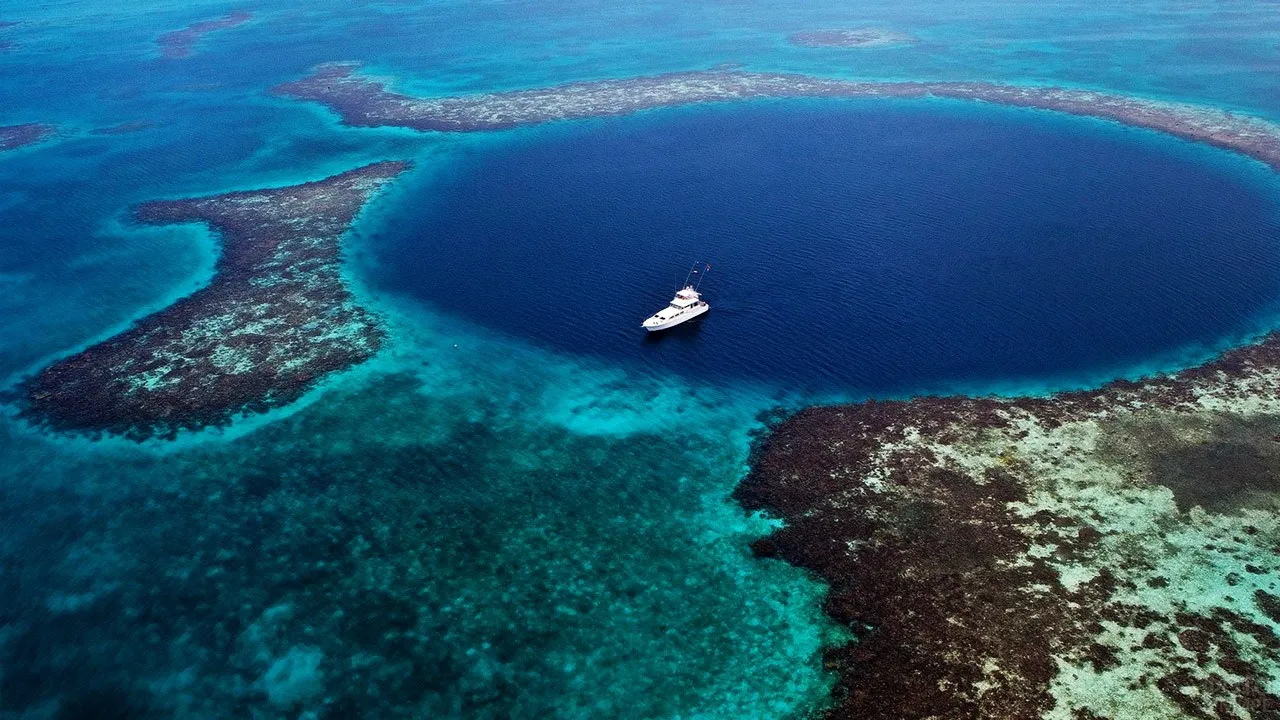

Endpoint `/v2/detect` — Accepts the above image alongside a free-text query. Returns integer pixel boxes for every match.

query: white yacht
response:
[642,263,711,332]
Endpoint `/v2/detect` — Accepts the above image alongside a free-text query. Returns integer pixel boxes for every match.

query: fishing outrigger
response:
[642,262,711,332]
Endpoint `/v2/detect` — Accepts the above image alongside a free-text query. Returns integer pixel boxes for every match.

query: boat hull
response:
[643,303,709,332]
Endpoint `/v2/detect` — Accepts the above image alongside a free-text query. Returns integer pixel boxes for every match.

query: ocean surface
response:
[370,101,1280,395]
[6,0,1280,717]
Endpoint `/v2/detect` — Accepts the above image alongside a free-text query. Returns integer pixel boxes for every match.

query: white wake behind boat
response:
[642,263,711,332]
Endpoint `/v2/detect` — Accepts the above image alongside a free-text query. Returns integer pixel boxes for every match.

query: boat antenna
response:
[694,262,711,290]
[681,261,698,289]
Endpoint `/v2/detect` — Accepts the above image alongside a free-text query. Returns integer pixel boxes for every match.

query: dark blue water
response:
[371,100,1280,394]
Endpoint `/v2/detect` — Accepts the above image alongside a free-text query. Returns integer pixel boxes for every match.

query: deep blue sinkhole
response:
[369,100,1280,394]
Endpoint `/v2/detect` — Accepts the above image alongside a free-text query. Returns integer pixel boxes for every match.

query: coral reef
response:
[0,123,55,152]
[157,11,251,59]
[736,333,1280,718]
[19,161,410,440]
[268,68,1280,714]
[262,646,325,709]
[274,65,1280,175]
[0,372,829,718]
[90,121,159,136]
[0,21,17,53]
[789,29,918,48]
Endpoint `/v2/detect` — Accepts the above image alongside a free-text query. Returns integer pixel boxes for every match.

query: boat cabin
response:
[669,287,703,308]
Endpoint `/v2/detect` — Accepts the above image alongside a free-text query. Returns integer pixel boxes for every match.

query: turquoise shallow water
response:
[8,0,1280,717]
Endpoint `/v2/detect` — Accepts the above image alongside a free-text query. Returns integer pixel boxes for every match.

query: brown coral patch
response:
[90,121,160,136]
[736,327,1280,716]
[156,11,251,60]
[0,123,56,152]
[737,401,1115,718]
[19,161,410,440]
[273,66,1280,178]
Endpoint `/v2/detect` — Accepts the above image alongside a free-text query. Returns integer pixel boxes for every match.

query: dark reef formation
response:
[736,334,1280,718]
[0,20,17,52]
[274,65,1280,175]
[157,11,251,59]
[0,123,55,152]
[20,161,410,440]
[789,29,918,48]
[90,121,159,136]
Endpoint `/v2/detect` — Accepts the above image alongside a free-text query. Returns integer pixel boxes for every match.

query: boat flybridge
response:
[642,262,711,332]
